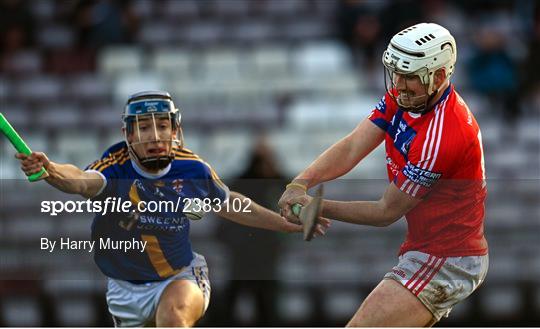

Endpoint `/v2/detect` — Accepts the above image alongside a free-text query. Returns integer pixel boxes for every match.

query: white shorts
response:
[384,251,489,322]
[106,252,211,327]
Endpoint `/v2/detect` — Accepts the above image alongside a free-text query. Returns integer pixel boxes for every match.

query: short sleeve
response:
[200,162,230,204]
[85,147,127,197]
[368,93,397,132]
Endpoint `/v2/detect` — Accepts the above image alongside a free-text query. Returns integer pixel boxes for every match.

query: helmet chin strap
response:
[399,81,441,114]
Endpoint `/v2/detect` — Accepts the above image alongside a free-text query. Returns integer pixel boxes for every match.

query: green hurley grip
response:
[0,113,47,182]
[292,203,302,216]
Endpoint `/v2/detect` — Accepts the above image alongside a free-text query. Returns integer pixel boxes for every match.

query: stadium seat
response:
[201,48,244,82]
[199,130,252,178]
[149,48,193,77]
[182,21,224,46]
[131,0,156,20]
[112,72,165,104]
[0,103,31,129]
[261,0,306,17]
[14,75,63,102]
[292,41,351,78]
[98,47,143,76]
[160,0,199,19]
[313,0,339,18]
[65,74,112,101]
[1,297,43,326]
[322,289,363,321]
[232,292,257,324]
[480,284,522,318]
[54,297,96,326]
[37,25,75,49]
[85,103,120,131]
[4,215,55,242]
[248,45,290,77]
[230,20,278,44]
[2,50,42,74]
[137,23,176,47]
[29,0,55,22]
[276,290,313,323]
[56,131,99,166]
[37,104,81,130]
[280,19,333,41]
[210,0,250,17]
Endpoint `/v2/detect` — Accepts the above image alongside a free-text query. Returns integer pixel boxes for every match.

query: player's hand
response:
[280,214,330,238]
[288,194,331,235]
[285,193,312,223]
[15,152,50,177]
[278,183,308,223]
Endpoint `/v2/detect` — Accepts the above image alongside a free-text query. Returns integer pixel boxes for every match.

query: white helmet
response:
[382,23,457,112]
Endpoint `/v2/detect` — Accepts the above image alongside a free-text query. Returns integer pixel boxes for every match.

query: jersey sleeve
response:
[368,92,397,132]
[84,148,127,197]
[394,116,460,198]
[200,162,230,204]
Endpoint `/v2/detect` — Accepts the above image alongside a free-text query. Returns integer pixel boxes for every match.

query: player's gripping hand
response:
[287,194,331,237]
[278,182,308,224]
[279,212,330,238]
[15,152,50,177]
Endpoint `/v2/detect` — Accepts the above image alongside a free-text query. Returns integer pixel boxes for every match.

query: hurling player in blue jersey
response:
[16,91,327,327]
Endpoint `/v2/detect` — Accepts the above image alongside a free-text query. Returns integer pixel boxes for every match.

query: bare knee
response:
[158,303,198,327]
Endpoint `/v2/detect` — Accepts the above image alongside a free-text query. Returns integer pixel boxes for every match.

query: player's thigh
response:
[155,279,205,327]
[346,279,433,327]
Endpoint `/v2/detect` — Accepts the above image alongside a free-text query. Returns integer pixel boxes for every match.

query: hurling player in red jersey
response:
[279,23,488,326]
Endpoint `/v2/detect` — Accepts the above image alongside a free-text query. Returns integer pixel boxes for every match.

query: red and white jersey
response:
[368,85,488,257]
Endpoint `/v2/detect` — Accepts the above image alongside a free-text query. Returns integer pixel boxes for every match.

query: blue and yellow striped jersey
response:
[85,141,229,282]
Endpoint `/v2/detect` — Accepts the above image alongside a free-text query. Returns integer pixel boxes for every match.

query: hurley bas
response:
[41,237,147,253]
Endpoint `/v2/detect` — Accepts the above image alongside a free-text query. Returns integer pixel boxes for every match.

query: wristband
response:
[286,182,307,192]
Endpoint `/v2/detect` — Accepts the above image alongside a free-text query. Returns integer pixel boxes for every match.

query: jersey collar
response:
[429,83,452,112]
[131,159,171,179]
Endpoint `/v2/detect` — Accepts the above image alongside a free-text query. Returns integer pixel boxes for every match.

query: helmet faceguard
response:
[382,23,457,113]
[122,91,183,171]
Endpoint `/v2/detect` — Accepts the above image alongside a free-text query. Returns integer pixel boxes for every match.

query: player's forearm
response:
[45,162,102,198]
[219,192,289,232]
[321,199,399,227]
